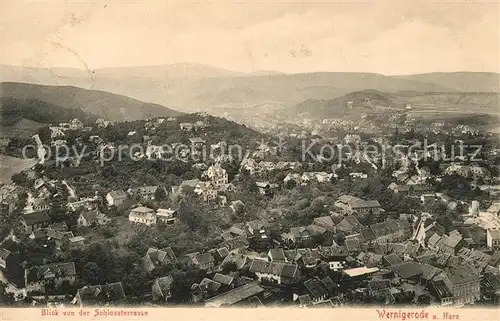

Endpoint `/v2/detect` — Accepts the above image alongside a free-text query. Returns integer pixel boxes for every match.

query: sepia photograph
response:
[0,1,499,320]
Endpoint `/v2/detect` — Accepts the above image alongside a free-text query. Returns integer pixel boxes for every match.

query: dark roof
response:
[321,277,336,293]
[23,211,50,226]
[336,215,363,233]
[26,262,76,283]
[81,211,98,222]
[204,283,265,307]
[389,261,424,279]
[431,280,453,299]
[194,252,215,265]
[447,266,479,286]
[77,282,126,304]
[361,227,376,241]
[368,279,391,292]
[304,277,329,300]
[345,234,365,253]
[268,248,286,262]
[298,294,312,306]
[370,222,392,238]
[249,260,299,278]
[384,254,403,266]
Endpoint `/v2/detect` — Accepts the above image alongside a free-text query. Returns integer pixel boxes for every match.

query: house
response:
[336,215,364,235]
[212,273,236,291]
[249,260,300,285]
[445,266,481,306]
[188,252,216,271]
[388,183,434,196]
[73,282,126,306]
[349,172,368,179]
[268,249,287,262]
[437,233,464,255]
[25,262,77,294]
[312,216,336,232]
[77,211,110,227]
[335,195,382,216]
[429,280,454,306]
[204,282,265,307]
[143,247,178,272]
[179,123,194,131]
[156,208,178,225]
[195,182,218,202]
[22,211,50,234]
[256,181,278,196]
[303,277,330,303]
[367,279,392,297]
[486,229,500,250]
[297,294,313,307]
[388,261,424,281]
[68,236,86,246]
[106,190,127,206]
[0,248,19,277]
[221,252,248,270]
[47,230,74,248]
[189,137,206,146]
[129,206,156,226]
[203,164,229,190]
[342,267,379,279]
[282,225,327,244]
[230,200,245,214]
[152,276,173,302]
[133,186,159,200]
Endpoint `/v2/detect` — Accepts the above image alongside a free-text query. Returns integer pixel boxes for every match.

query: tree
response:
[284,179,297,190]
[154,186,167,202]
[82,262,105,285]
[222,261,238,274]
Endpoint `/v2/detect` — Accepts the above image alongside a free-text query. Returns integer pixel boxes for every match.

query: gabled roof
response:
[194,252,215,266]
[384,254,403,266]
[199,278,221,292]
[268,248,286,262]
[107,190,127,199]
[370,222,391,238]
[222,252,247,270]
[304,277,329,299]
[389,261,424,279]
[77,282,126,304]
[23,211,50,226]
[26,262,76,283]
[213,273,234,286]
[336,215,364,232]
[249,260,299,278]
[204,282,264,308]
[361,227,376,241]
[145,247,178,266]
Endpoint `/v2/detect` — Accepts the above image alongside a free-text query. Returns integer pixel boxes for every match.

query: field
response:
[0,154,38,184]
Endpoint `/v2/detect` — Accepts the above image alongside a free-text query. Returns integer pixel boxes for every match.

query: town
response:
[0,110,499,308]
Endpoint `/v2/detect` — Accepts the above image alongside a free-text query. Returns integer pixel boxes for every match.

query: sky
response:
[1,1,499,75]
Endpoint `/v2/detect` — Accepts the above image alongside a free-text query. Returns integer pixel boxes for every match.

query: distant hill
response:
[394,72,500,93]
[0,82,182,122]
[1,65,455,111]
[284,90,500,120]
[283,90,404,119]
[1,97,95,126]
